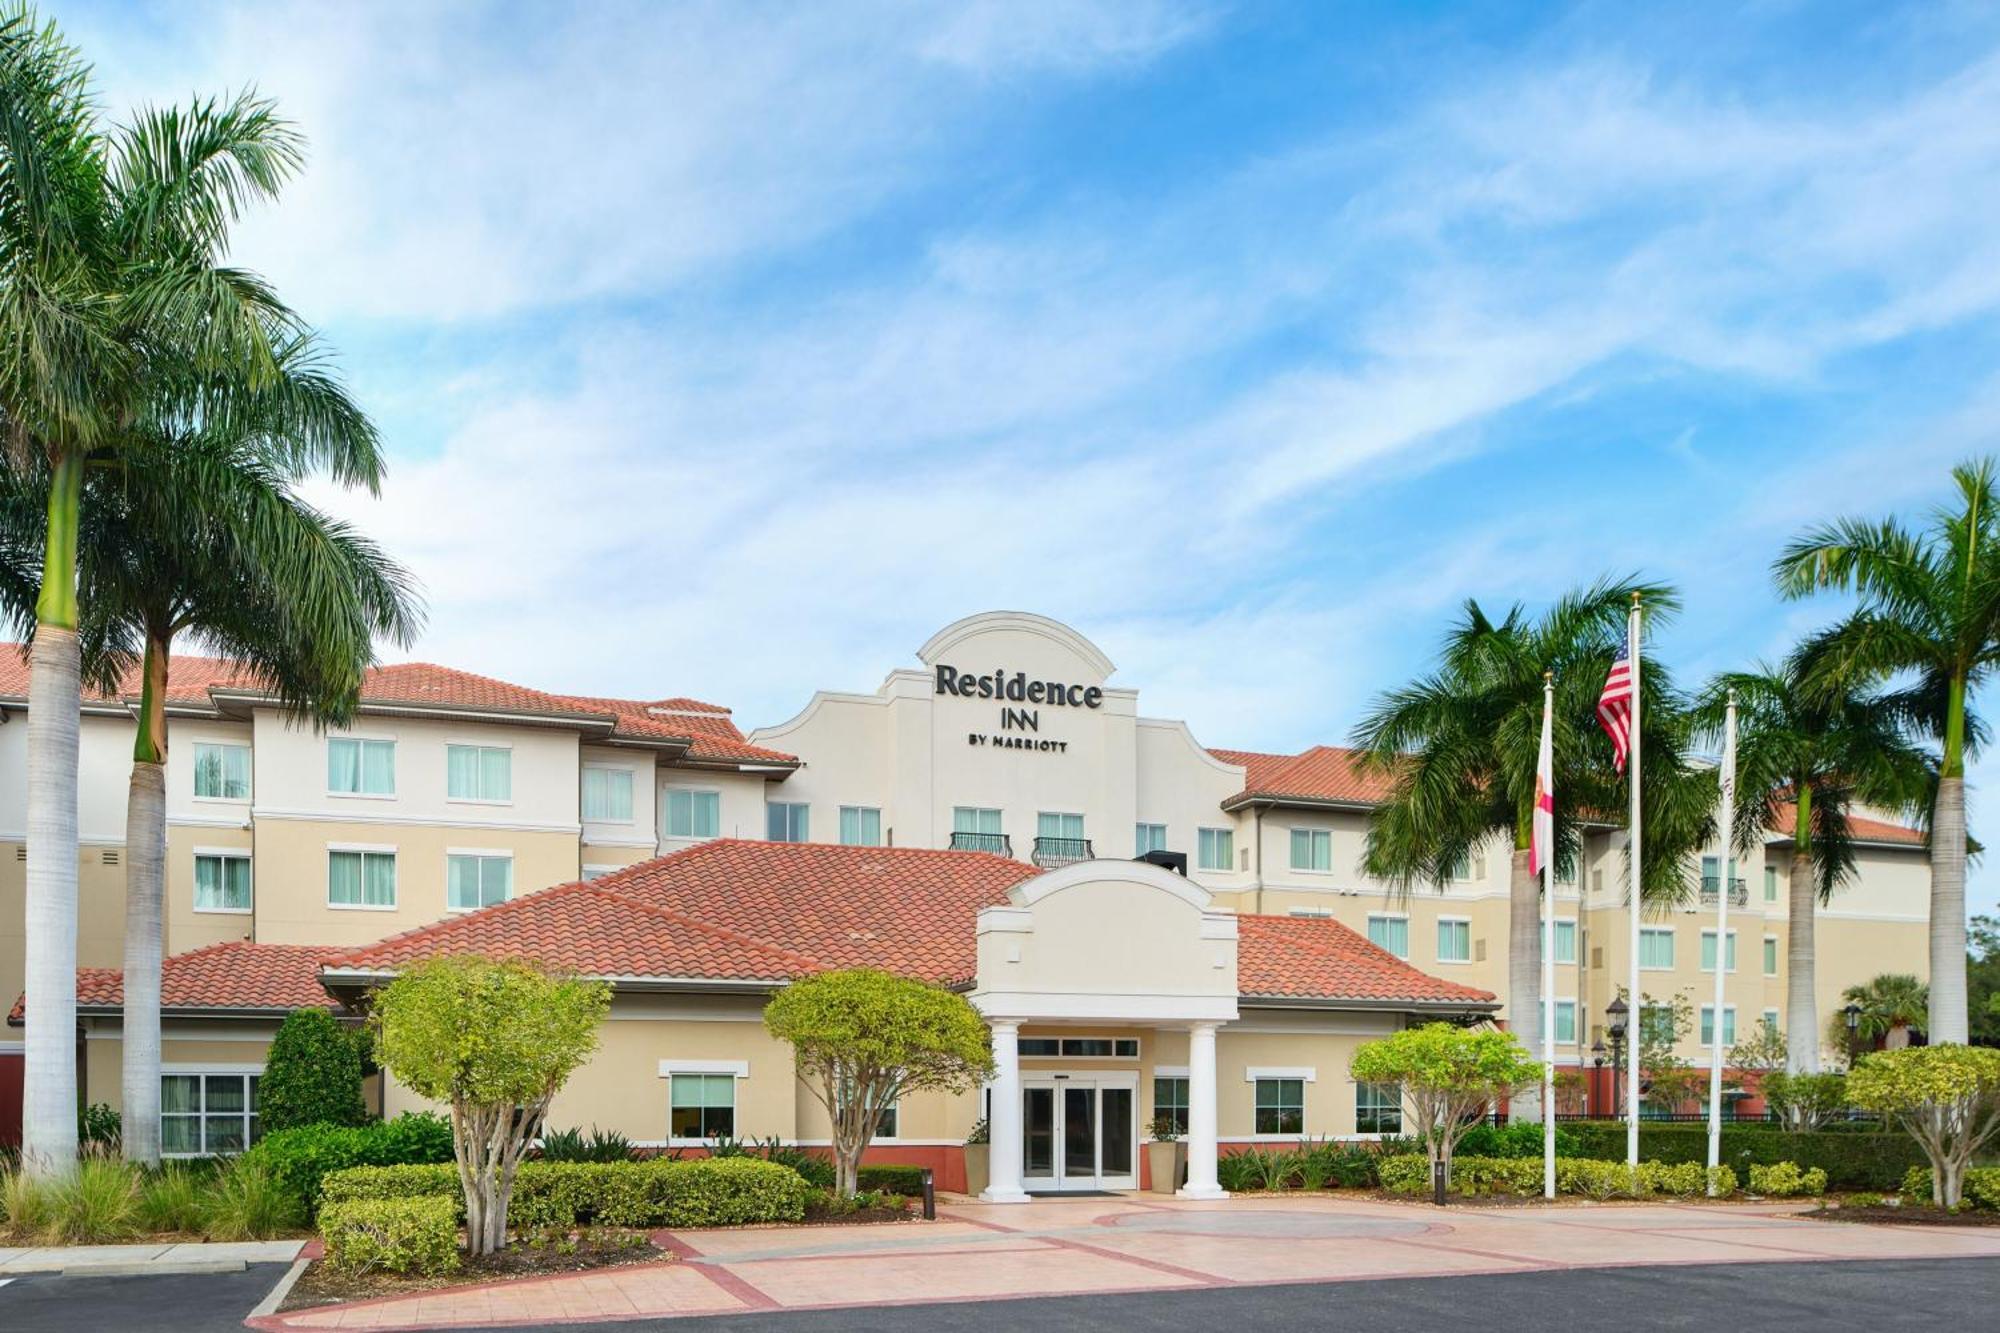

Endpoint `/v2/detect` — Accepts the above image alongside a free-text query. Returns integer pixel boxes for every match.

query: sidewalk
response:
[0,1238,305,1276]
[249,1194,2000,1331]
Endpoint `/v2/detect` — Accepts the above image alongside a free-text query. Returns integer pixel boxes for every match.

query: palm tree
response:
[1694,660,1931,1073]
[1353,578,1714,1120]
[1774,458,2000,1045]
[0,6,361,1174]
[1842,973,1929,1051]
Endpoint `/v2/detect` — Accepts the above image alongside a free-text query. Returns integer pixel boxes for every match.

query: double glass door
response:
[1022,1078,1135,1191]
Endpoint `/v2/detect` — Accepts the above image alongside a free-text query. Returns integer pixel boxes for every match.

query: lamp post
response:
[1843,1002,1864,1068]
[1606,998,1629,1124]
[1590,1038,1607,1119]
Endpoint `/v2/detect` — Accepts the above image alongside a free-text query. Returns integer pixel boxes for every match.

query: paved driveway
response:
[256,1194,2000,1331]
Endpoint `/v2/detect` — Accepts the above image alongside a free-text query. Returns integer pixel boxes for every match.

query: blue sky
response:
[61,1,2000,914]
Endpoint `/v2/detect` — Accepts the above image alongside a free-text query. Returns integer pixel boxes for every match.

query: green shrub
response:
[259,1009,369,1134]
[1561,1121,1922,1190]
[240,1113,455,1214]
[1847,1192,1884,1207]
[44,1157,140,1243]
[137,1162,211,1234]
[1902,1165,2000,1210]
[1709,1164,1739,1196]
[1379,1154,1737,1201]
[539,1126,636,1163]
[78,1102,121,1148]
[320,1157,811,1231]
[1216,1151,1261,1192]
[1903,1165,1932,1199]
[1747,1161,1828,1197]
[206,1161,305,1240]
[1376,1154,1431,1194]
[855,1164,925,1196]
[1556,1158,1642,1200]
[0,1166,50,1236]
[1637,1160,1704,1198]
[1455,1122,1583,1160]
[321,1196,460,1275]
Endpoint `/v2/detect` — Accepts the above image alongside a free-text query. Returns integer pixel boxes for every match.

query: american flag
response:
[1597,641,1635,773]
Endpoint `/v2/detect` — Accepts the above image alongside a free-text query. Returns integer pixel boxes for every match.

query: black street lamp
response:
[1606,997,1630,1120]
[1590,1038,1607,1119]
[1843,1002,1864,1066]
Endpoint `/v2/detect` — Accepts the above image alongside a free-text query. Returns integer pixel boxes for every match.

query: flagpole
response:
[1626,593,1643,1169]
[1707,690,1737,1194]
[1541,671,1556,1201]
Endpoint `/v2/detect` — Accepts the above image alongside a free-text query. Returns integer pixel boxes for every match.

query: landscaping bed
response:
[282,1228,665,1310]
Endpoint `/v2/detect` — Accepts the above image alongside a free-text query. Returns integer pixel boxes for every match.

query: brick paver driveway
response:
[254,1194,2000,1331]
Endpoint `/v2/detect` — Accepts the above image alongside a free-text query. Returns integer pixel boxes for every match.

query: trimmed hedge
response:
[259,1009,368,1134]
[1380,1154,1739,1200]
[239,1114,455,1215]
[1746,1162,1827,1197]
[321,1197,460,1275]
[856,1165,927,1196]
[320,1156,810,1230]
[1560,1121,1924,1190]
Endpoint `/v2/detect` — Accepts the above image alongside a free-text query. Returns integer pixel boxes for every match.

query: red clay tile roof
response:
[8,941,345,1023]
[1215,744,1397,809]
[1237,914,1494,1005]
[0,645,795,767]
[324,840,1494,1008]
[1768,802,1925,847]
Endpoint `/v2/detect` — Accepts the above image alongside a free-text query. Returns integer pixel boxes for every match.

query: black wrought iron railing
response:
[949,832,1011,856]
[1700,876,1748,907]
[1032,836,1093,868]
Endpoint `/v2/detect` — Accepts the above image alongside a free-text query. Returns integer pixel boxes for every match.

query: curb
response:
[248,1256,313,1320]
[60,1258,248,1278]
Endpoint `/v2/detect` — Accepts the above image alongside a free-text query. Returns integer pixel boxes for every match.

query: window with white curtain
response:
[192,743,251,800]
[665,789,720,839]
[1552,919,1577,964]
[162,1071,259,1156]
[1700,929,1738,972]
[839,806,882,847]
[1700,1005,1737,1047]
[446,744,511,801]
[447,853,513,910]
[1367,914,1409,959]
[1638,927,1676,969]
[1436,918,1471,963]
[1290,828,1332,871]
[328,849,396,907]
[193,852,252,913]
[767,802,810,842]
[1134,823,1168,856]
[1198,827,1234,871]
[582,766,634,822]
[327,737,395,795]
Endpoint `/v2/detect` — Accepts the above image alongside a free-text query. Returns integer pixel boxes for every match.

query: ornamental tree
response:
[1348,1024,1540,1186]
[764,968,993,1196]
[259,1008,369,1133]
[1760,1071,1848,1132]
[370,957,610,1254]
[1846,1044,2000,1208]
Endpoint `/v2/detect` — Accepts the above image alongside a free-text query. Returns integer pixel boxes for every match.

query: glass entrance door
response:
[1021,1079,1135,1191]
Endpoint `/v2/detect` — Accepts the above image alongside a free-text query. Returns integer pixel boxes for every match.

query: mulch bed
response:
[281,1229,665,1311]
[802,1200,921,1226]
[1807,1202,2000,1227]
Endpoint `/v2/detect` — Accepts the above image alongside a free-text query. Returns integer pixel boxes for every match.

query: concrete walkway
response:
[251,1195,2000,1331]
[0,1238,305,1276]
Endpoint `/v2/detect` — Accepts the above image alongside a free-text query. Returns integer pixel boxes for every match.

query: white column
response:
[981,1020,1029,1202]
[1178,1021,1227,1198]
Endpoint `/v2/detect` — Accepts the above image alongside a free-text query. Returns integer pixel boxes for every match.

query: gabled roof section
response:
[1216,744,1397,811]
[9,941,345,1023]
[1237,914,1496,1006]
[1767,802,1926,848]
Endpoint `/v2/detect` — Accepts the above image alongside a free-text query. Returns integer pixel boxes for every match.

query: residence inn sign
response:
[934,663,1105,753]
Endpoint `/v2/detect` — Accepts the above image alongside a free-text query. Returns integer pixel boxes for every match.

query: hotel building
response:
[0,612,1929,1192]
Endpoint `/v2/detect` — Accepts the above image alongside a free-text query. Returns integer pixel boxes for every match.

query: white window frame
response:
[659,1060,748,1146]
[445,848,514,913]
[663,786,722,841]
[1355,1080,1403,1136]
[1016,1036,1141,1060]
[326,735,396,799]
[1699,928,1738,974]
[1037,811,1085,842]
[1699,1004,1738,1048]
[444,742,513,805]
[1763,934,1779,977]
[1289,827,1333,873]
[1764,865,1779,903]
[160,1064,262,1159]
[190,741,252,803]
[326,844,398,911]
[1134,822,1168,856]
[1197,826,1233,873]
[191,847,253,916]
[1762,1008,1781,1035]
[1366,913,1410,960]
[1249,1070,1311,1138]
[1435,915,1472,965]
[1539,997,1579,1046]
[839,805,884,847]
[767,801,810,843]
[1638,926,1676,971]
[1551,919,1577,965]
[581,863,621,881]
[581,764,637,824]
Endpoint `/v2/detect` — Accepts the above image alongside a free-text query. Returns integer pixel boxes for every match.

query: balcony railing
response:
[949,832,1012,856]
[1700,876,1748,907]
[1032,836,1094,868]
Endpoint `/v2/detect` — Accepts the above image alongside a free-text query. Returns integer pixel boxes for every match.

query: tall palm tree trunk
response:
[1508,845,1543,1123]
[22,453,84,1179]
[1930,775,1968,1044]
[121,635,170,1166]
[1785,840,1818,1074]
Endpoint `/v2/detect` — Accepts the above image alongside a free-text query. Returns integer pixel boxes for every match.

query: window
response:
[192,743,251,800]
[839,806,882,847]
[767,803,810,842]
[1135,823,1168,856]
[1763,935,1779,977]
[1367,914,1409,959]
[447,853,512,911]
[1197,827,1233,872]
[1762,1008,1781,1035]
[328,849,396,908]
[582,767,634,822]
[1254,1078,1305,1135]
[1356,1082,1402,1134]
[1764,865,1779,903]
[955,807,1002,835]
[1552,919,1577,965]
[1700,855,1738,890]
[1538,999,1578,1045]
[1038,811,1084,841]
[1288,907,1332,919]
[327,737,395,796]
[161,1072,259,1156]
[1700,1005,1737,1048]
[1446,853,1485,882]
[446,744,510,801]
[193,852,251,913]
[1638,927,1676,969]
[669,1073,735,1140]
[665,789,720,839]
[1700,929,1738,972]
[1290,827,1332,872]
[581,865,618,881]
[1436,918,1471,964]
[1154,1076,1190,1136]
[875,1099,898,1139]
[1640,1004,1677,1045]
[1019,1036,1139,1058]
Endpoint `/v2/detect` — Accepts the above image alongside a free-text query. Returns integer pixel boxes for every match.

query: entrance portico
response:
[971,859,1238,1201]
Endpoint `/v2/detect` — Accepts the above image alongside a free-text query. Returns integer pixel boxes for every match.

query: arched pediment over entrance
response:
[970,859,1239,1024]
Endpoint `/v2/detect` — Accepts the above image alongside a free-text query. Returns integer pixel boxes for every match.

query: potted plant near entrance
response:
[1147,1116,1184,1195]
[963,1117,990,1197]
